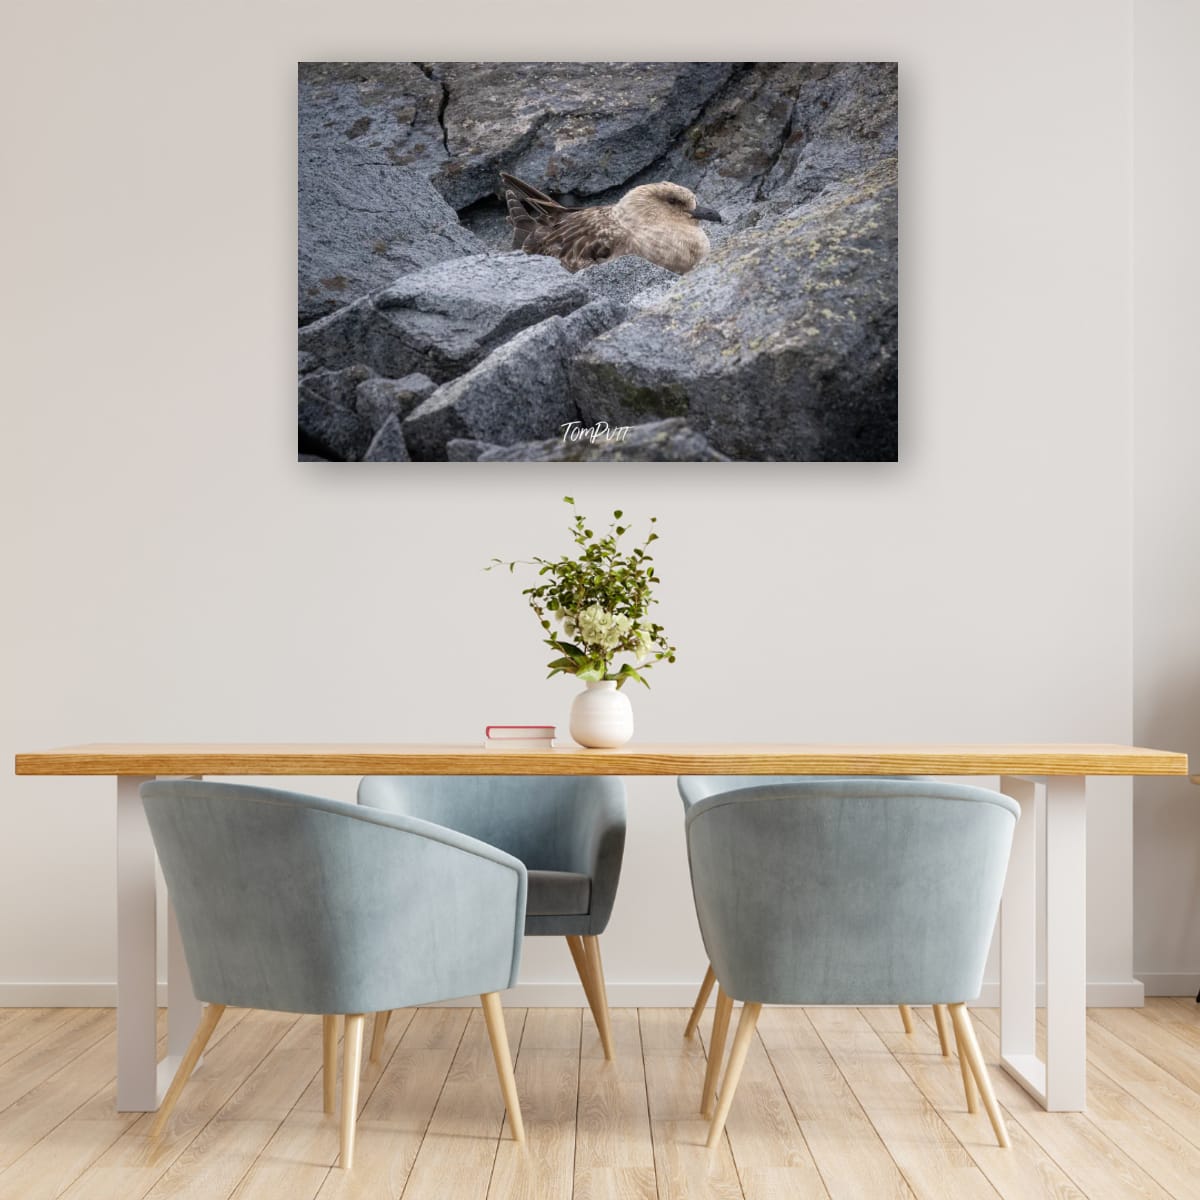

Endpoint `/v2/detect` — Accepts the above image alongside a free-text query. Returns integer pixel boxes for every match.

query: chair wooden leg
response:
[481,992,525,1143]
[706,1002,762,1150]
[898,1004,915,1034]
[582,935,616,1061]
[323,1015,339,1113]
[149,1003,225,1138]
[951,1009,979,1113]
[933,1003,953,1056]
[700,986,734,1118]
[685,964,717,1039]
[566,936,604,1047]
[339,1014,365,1169]
[369,1010,392,1065]
[949,1003,1009,1148]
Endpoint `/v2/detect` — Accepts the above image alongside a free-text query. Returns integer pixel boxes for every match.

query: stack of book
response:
[484,725,557,750]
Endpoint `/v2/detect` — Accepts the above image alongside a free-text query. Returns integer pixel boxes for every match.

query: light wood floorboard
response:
[1,1002,1200,1200]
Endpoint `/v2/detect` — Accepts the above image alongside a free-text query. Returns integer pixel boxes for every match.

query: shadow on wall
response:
[1133,658,1200,983]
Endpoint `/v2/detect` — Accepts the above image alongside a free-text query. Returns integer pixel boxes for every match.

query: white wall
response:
[1132,0,1200,997]
[0,0,1146,1005]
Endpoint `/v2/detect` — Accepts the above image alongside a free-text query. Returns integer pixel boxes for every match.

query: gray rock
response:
[298,62,448,176]
[299,151,484,323]
[627,282,679,312]
[427,62,734,207]
[621,62,898,229]
[298,351,318,374]
[575,256,680,306]
[300,364,377,408]
[355,373,437,430]
[299,252,591,382]
[458,200,514,253]
[446,439,498,462]
[761,62,898,211]
[570,160,898,462]
[298,392,374,461]
[475,418,730,461]
[403,299,627,460]
[625,63,809,215]
[362,415,412,461]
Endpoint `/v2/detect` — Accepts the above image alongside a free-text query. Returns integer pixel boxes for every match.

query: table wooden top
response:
[12,742,1189,777]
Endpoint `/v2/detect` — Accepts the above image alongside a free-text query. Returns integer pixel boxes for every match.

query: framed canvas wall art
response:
[298,62,898,463]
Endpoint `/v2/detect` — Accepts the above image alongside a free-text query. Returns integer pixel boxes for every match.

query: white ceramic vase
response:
[569,680,634,748]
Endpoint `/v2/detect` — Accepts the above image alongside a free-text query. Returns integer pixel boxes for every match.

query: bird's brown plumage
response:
[501,173,721,274]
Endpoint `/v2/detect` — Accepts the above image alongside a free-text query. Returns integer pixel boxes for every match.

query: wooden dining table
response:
[14,741,1189,1116]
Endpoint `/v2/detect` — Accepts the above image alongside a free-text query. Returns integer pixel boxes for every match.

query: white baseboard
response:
[0,983,135,1007]
[972,979,1146,1007]
[1137,973,1200,997]
[0,978,1155,1008]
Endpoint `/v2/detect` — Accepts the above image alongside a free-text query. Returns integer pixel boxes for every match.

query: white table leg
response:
[116,774,203,1111]
[1044,775,1087,1109]
[998,774,1088,1111]
[116,775,157,1111]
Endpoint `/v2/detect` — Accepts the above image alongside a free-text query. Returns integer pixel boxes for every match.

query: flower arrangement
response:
[491,497,676,688]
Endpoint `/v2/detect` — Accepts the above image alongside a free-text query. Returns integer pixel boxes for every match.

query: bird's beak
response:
[690,205,723,223]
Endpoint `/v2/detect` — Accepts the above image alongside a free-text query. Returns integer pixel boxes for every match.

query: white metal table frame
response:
[998,775,1087,1111]
[117,775,203,1111]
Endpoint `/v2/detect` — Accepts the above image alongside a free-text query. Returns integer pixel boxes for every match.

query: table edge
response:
[13,745,1191,777]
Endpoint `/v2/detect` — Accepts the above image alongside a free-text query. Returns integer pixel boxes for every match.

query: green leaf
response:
[563,496,574,505]
[576,664,604,682]
[616,663,650,689]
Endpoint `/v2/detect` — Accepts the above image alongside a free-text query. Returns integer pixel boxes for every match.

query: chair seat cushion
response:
[527,870,591,916]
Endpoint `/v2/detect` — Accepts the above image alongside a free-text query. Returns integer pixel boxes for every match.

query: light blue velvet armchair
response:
[140,780,527,1167]
[685,778,1018,1149]
[359,774,626,1059]
[678,774,939,1057]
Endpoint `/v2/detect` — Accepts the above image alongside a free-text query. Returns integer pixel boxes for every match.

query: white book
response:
[484,737,557,750]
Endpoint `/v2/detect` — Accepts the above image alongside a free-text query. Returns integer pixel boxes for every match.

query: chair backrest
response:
[142,780,526,1015]
[678,774,921,808]
[358,775,625,872]
[686,779,1018,1005]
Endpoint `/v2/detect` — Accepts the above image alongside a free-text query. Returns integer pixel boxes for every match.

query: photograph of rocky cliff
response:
[298,62,898,463]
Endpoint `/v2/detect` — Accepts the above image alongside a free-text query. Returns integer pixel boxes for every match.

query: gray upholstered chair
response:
[685,778,1017,1149]
[359,774,625,1059]
[140,780,527,1168]
[678,775,948,1066]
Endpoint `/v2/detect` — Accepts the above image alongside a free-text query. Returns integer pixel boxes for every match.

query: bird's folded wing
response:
[522,207,623,271]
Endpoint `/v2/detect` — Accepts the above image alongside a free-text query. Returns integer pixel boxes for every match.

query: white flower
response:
[633,626,655,663]
[576,605,632,652]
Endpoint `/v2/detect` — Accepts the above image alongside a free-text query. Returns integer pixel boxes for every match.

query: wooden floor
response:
[1,999,1199,1200]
